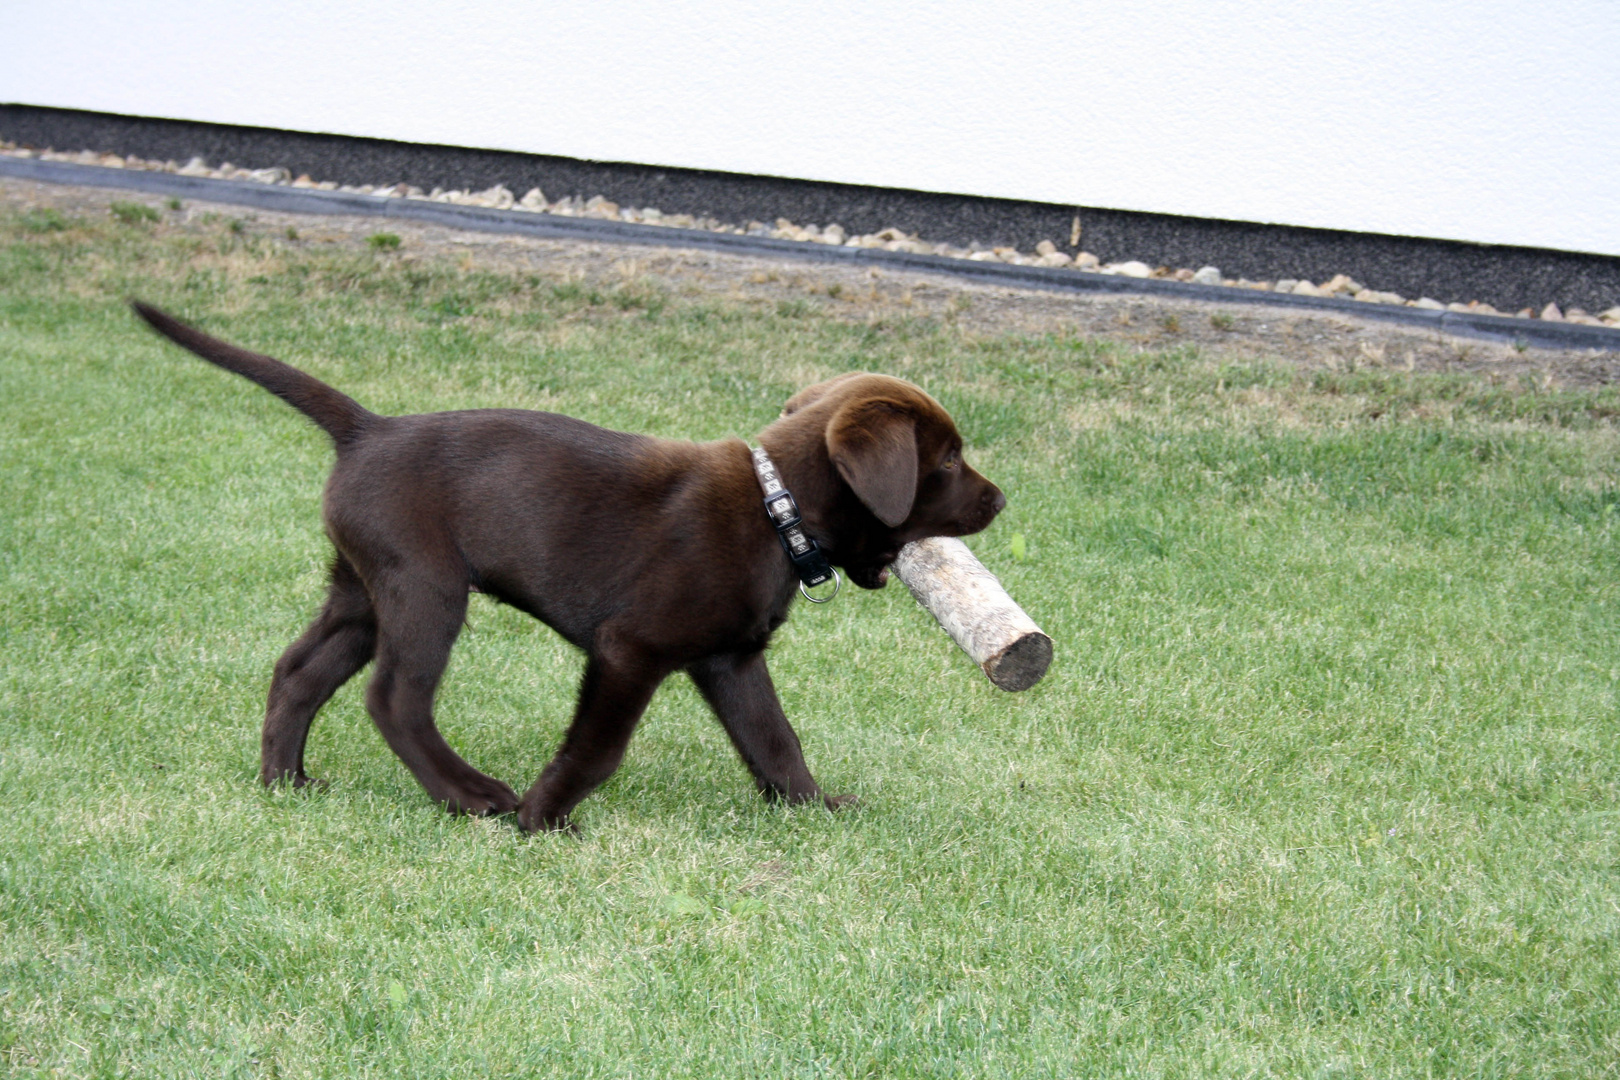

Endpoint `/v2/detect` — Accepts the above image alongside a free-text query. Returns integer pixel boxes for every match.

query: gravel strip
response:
[8,142,1619,339]
[7,170,1617,389]
[6,153,1618,356]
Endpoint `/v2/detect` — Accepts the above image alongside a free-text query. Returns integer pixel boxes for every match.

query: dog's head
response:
[761,373,1005,589]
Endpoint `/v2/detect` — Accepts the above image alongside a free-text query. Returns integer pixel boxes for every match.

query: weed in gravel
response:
[551,279,604,306]
[109,200,160,225]
[21,207,70,232]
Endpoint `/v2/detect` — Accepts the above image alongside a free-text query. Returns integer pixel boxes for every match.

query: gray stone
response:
[1191,266,1222,285]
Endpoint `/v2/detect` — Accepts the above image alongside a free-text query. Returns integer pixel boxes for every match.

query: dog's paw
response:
[262,769,327,792]
[442,776,520,817]
[824,794,860,811]
[515,802,579,835]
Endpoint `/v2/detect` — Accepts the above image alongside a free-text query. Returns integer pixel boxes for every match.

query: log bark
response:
[892,537,1053,691]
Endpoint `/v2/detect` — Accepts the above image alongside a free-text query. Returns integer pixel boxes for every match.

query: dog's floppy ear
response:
[782,372,863,417]
[826,399,918,526]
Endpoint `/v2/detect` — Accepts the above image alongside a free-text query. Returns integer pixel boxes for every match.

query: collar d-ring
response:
[799,569,841,604]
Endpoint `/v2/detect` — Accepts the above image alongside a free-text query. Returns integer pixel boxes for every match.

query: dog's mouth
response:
[845,554,897,590]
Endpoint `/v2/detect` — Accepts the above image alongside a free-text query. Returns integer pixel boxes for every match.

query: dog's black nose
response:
[989,487,1007,515]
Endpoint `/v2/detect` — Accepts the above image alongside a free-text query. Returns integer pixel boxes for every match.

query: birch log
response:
[892,537,1053,691]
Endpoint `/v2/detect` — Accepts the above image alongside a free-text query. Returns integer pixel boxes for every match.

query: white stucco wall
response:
[4,1,1617,256]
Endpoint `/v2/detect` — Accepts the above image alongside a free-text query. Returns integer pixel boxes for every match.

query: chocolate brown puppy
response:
[134,303,1004,830]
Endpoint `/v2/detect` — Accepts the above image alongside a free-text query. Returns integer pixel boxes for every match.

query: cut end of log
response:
[983,630,1054,692]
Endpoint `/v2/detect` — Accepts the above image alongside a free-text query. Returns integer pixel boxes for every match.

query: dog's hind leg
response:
[261,555,377,788]
[363,572,519,815]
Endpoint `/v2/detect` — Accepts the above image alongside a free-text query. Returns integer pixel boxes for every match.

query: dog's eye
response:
[940,453,960,472]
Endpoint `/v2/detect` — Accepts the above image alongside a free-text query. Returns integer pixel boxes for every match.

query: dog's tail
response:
[133,302,375,445]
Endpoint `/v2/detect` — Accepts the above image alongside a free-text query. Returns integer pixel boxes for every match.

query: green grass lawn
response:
[2,205,1618,1078]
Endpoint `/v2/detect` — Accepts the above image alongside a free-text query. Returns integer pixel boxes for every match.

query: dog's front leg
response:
[517,650,667,833]
[687,651,854,810]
